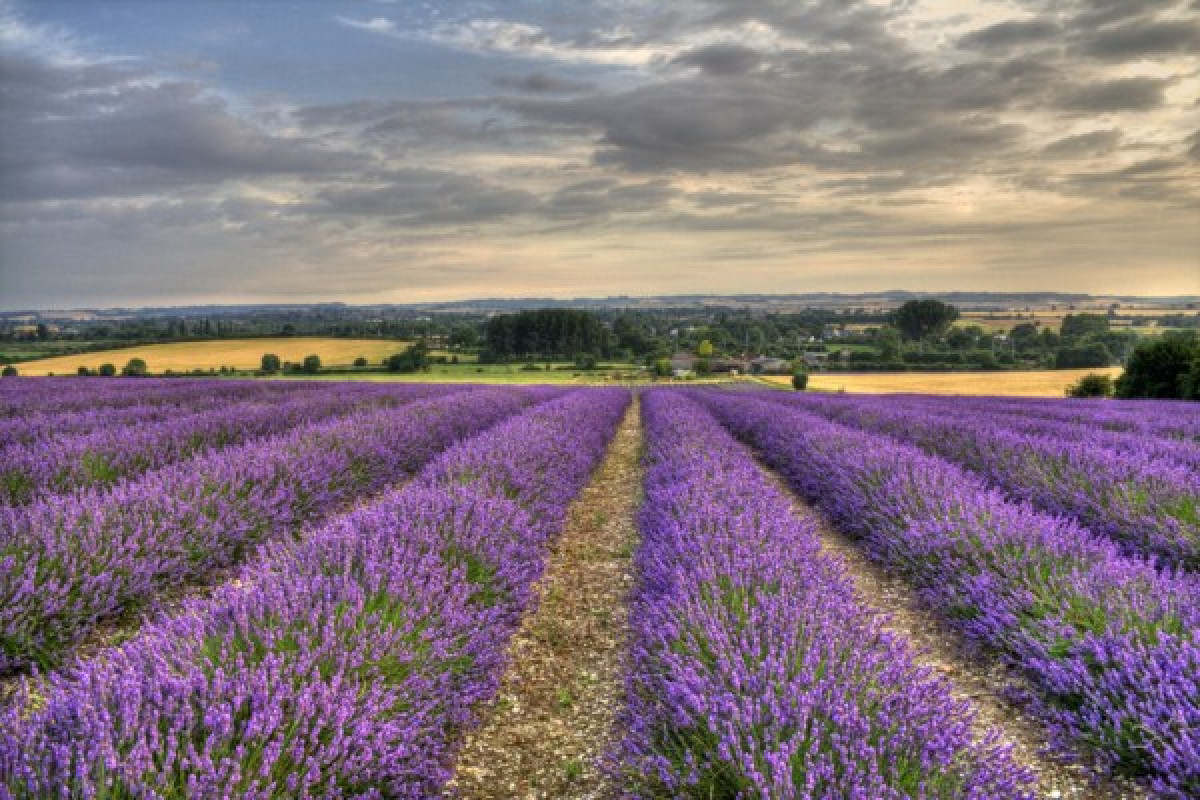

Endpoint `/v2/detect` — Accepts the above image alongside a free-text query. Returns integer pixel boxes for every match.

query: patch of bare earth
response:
[446,398,643,800]
[786,488,1147,800]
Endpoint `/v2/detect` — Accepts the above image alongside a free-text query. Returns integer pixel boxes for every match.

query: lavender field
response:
[0,379,1196,798]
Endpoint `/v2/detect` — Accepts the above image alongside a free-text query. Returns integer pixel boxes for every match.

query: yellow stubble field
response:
[762,367,1124,397]
[5,338,420,375]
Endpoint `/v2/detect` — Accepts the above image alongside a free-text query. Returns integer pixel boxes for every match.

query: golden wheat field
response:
[5,338,420,375]
[762,367,1124,396]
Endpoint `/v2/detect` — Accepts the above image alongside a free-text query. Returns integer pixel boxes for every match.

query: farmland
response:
[4,337,427,375]
[762,366,1125,396]
[1,378,1195,798]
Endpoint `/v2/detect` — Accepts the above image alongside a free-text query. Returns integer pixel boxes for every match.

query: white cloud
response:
[334,15,397,35]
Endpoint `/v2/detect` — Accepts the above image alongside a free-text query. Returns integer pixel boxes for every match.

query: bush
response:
[121,358,149,377]
[98,364,117,377]
[77,366,93,376]
[792,370,809,391]
[353,357,368,368]
[261,353,281,374]
[1066,373,1114,398]
[1,365,17,377]
[301,355,321,375]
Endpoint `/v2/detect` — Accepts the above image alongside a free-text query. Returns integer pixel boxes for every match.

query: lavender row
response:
[0,387,549,673]
[0,383,456,506]
[0,388,629,798]
[0,380,386,451]
[768,392,1200,570]
[949,395,1200,441]
[0,377,328,417]
[870,394,1200,473]
[615,391,1032,797]
[697,391,1200,797]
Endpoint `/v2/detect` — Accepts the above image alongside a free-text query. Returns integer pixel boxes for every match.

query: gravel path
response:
[446,398,643,799]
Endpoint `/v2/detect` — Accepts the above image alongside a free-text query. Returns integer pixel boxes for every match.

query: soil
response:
[445,398,644,800]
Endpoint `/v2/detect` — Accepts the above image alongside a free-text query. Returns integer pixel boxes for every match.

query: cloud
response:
[490,72,595,93]
[671,43,764,75]
[1054,77,1172,112]
[959,18,1062,51]
[334,16,397,35]
[0,44,365,202]
[306,169,540,225]
[1080,18,1200,60]
[1040,129,1122,158]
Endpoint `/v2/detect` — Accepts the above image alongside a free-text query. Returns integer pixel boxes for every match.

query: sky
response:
[0,0,1197,309]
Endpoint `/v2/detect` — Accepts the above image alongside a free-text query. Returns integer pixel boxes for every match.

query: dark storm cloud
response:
[1054,77,1172,112]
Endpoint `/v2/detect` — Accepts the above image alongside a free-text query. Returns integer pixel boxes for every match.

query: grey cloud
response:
[1040,129,1122,158]
[306,168,539,225]
[546,179,678,218]
[671,43,764,75]
[1055,77,1171,112]
[490,73,595,93]
[959,19,1062,51]
[0,51,365,202]
[1081,18,1200,60]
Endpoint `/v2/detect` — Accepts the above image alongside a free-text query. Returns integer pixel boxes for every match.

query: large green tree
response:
[1115,332,1199,399]
[891,299,959,341]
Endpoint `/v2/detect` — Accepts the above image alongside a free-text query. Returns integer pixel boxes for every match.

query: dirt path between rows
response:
[785,487,1146,800]
[446,397,643,800]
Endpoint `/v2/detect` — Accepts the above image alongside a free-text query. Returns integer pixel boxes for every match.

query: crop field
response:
[0,378,1196,798]
[762,366,1125,396]
[4,337,428,375]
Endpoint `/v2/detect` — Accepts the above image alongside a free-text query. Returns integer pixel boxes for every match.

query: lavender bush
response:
[0,383,454,505]
[698,390,1200,797]
[765,392,1200,570]
[0,388,628,798]
[0,386,546,672]
[615,390,1033,798]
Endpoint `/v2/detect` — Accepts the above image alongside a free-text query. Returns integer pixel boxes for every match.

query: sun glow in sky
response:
[0,0,1197,308]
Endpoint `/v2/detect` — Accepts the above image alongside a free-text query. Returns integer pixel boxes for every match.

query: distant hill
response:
[5,291,1197,320]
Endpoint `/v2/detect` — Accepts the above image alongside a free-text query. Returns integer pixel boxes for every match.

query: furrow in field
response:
[447,396,642,799]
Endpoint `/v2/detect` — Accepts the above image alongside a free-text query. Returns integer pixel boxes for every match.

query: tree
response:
[121,358,148,377]
[1060,313,1110,339]
[876,327,901,360]
[792,369,809,391]
[1054,343,1111,369]
[261,353,281,374]
[385,342,431,373]
[1066,373,1114,398]
[1,365,16,377]
[653,358,672,378]
[696,339,714,357]
[98,363,117,377]
[301,354,322,374]
[353,356,368,368]
[891,299,959,341]
[77,366,93,376]
[1116,332,1199,399]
